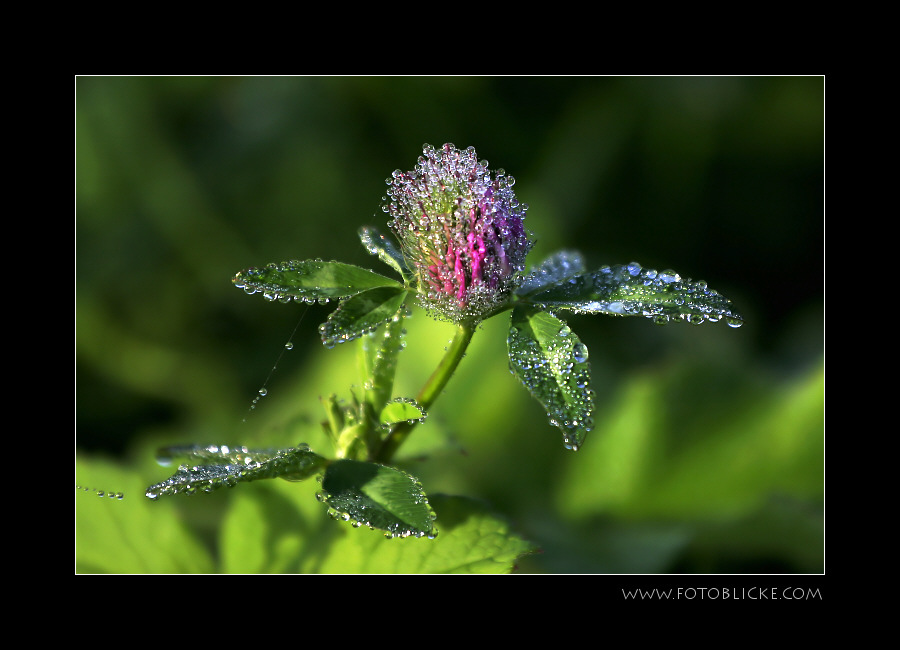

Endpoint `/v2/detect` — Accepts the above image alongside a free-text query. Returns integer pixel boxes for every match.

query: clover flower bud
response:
[384,143,532,323]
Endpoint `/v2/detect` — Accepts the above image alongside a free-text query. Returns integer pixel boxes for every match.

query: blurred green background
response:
[76,76,824,573]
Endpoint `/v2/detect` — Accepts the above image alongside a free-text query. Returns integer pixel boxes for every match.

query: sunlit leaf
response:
[556,361,825,520]
[219,487,306,574]
[522,261,743,327]
[320,460,436,538]
[145,444,328,500]
[359,226,410,283]
[379,398,427,426]
[232,259,401,303]
[318,286,408,348]
[76,455,214,573]
[304,494,538,574]
[508,306,594,450]
[357,302,408,416]
[517,250,587,295]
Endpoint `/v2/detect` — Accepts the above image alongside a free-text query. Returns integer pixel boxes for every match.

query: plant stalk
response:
[373,322,475,463]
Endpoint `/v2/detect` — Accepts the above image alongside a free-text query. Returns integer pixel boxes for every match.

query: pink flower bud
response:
[384,143,532,323]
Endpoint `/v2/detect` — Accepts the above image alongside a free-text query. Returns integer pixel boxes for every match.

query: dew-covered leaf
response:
[359,226,410,283]
[154,444,271,466]
[319,286,409,348]
[379,398,427,427]
[357,302,408,416]
[524,262,743,327]
[508,306,594,450]
[145,444,328,500]
[232,259,402,303]
[517,250,587,296]
[320,460,436,538]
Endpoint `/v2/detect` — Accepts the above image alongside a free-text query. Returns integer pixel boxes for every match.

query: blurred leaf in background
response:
[76,76,823,573]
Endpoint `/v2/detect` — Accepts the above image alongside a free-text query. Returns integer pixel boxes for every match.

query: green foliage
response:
[145,444,327,499]
[76,455,215,573]
[78,453,536,574]
[508,306,594,450]
[76,77,823,574]
[519,259,743,327]
[98,217,749,572]
[319,460,436,538]
[233,260,401,302]
[318,286,409,348]
[379,398,426,426]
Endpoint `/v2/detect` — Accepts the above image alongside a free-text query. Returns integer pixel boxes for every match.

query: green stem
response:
[373,322,475,464]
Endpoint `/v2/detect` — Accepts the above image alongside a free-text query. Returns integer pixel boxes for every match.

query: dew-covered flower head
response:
[384,143,532,323]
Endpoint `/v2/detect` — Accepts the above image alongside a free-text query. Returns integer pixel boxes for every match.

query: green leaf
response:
[359,226,410,283]
[145,444,328,500]
[318,286,408,348]
[517,250,587,295]
[357,301,408,416]
[232,259,401,303]
[522,262,743,327]
[555,360,824,522]
[76,455,214,573]
[320,460,436,538]
[219,486,307,574]
[302,494,538,573]
[379,398,427,426]
[215,479,538,573]
[508,305,594,450]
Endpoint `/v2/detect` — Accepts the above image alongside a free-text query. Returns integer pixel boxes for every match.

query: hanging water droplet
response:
[284,341,294,350]
[726,316,743,328]
[258,387,268,397]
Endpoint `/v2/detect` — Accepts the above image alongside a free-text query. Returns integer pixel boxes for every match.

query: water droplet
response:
[726,316,743,328]
[284,342,294,350]
[572,342,589,364]
[258,387,268,397]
